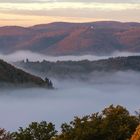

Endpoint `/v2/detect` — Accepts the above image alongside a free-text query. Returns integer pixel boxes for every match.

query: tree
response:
[55,105,139,140]
[45,77,53,88]
[0,128,12,140]
[101,105,139,140]
[12,121,57,140]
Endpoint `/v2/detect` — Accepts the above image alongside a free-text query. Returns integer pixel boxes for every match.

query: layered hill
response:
[0,59,52,88]
[15,56,140,79]
[0,21,140,55]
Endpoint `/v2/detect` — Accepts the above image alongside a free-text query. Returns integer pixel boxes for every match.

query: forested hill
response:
[0,21,140,55]
[0,59,53,88]
[15,56,140,79]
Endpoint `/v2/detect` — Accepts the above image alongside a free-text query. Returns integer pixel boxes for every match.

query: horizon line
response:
[0,20,140,28]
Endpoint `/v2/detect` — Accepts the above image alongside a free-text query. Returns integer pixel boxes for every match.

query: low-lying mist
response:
[0,71,140,131]
[1,50,140,62]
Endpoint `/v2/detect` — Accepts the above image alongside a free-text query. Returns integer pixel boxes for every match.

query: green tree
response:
[12,121,57,140]
[55,105,139,140]
[101,105,139,140]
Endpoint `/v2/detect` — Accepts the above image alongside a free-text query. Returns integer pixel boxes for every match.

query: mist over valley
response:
[0,70,140,131]
[0,21,140,139]
[0,54,140,132]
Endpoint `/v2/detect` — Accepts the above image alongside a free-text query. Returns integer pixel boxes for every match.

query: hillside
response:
[0,59,53,88]
[0,21,140,55]
[15,56,140,79]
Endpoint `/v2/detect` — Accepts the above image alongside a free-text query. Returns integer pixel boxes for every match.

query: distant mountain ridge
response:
[0,21,140,55]
[15,56,140,79]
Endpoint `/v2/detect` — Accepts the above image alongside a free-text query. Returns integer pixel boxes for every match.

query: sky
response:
[0,0,139,26]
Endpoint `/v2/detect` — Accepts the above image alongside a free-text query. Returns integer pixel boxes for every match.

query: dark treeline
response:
[15,56,140,79]
[0,59,53,88]
[1,105,140,140]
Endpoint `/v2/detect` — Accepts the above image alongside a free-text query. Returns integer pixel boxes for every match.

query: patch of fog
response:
[0,50,140,62]
[0,71,140,131]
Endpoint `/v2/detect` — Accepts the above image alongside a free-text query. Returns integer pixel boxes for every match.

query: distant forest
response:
[15,56,140,79]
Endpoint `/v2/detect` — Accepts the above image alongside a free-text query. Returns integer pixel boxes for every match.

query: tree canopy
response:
[0,105,139,140]
[56,105,139,140]
[12,121,57,140]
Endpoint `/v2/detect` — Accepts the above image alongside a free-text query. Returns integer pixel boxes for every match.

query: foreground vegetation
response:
[0,105,140,140]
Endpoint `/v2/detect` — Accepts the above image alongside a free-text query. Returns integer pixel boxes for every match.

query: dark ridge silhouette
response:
[0,59,53,88]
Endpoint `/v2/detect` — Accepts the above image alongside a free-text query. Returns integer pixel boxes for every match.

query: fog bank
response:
[0,71,140,131]
[1,50,140,62]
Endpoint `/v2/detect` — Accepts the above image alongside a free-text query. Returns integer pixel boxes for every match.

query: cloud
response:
[0,0,140,3]
[1,50,140,62]
[0,71,140,131]
[0,0,139,25]
[0,2,139,11]
[0,0,56,3]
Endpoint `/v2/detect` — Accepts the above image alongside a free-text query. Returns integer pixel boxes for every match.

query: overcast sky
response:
[0,0,139,26]
[0,0,140,3]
